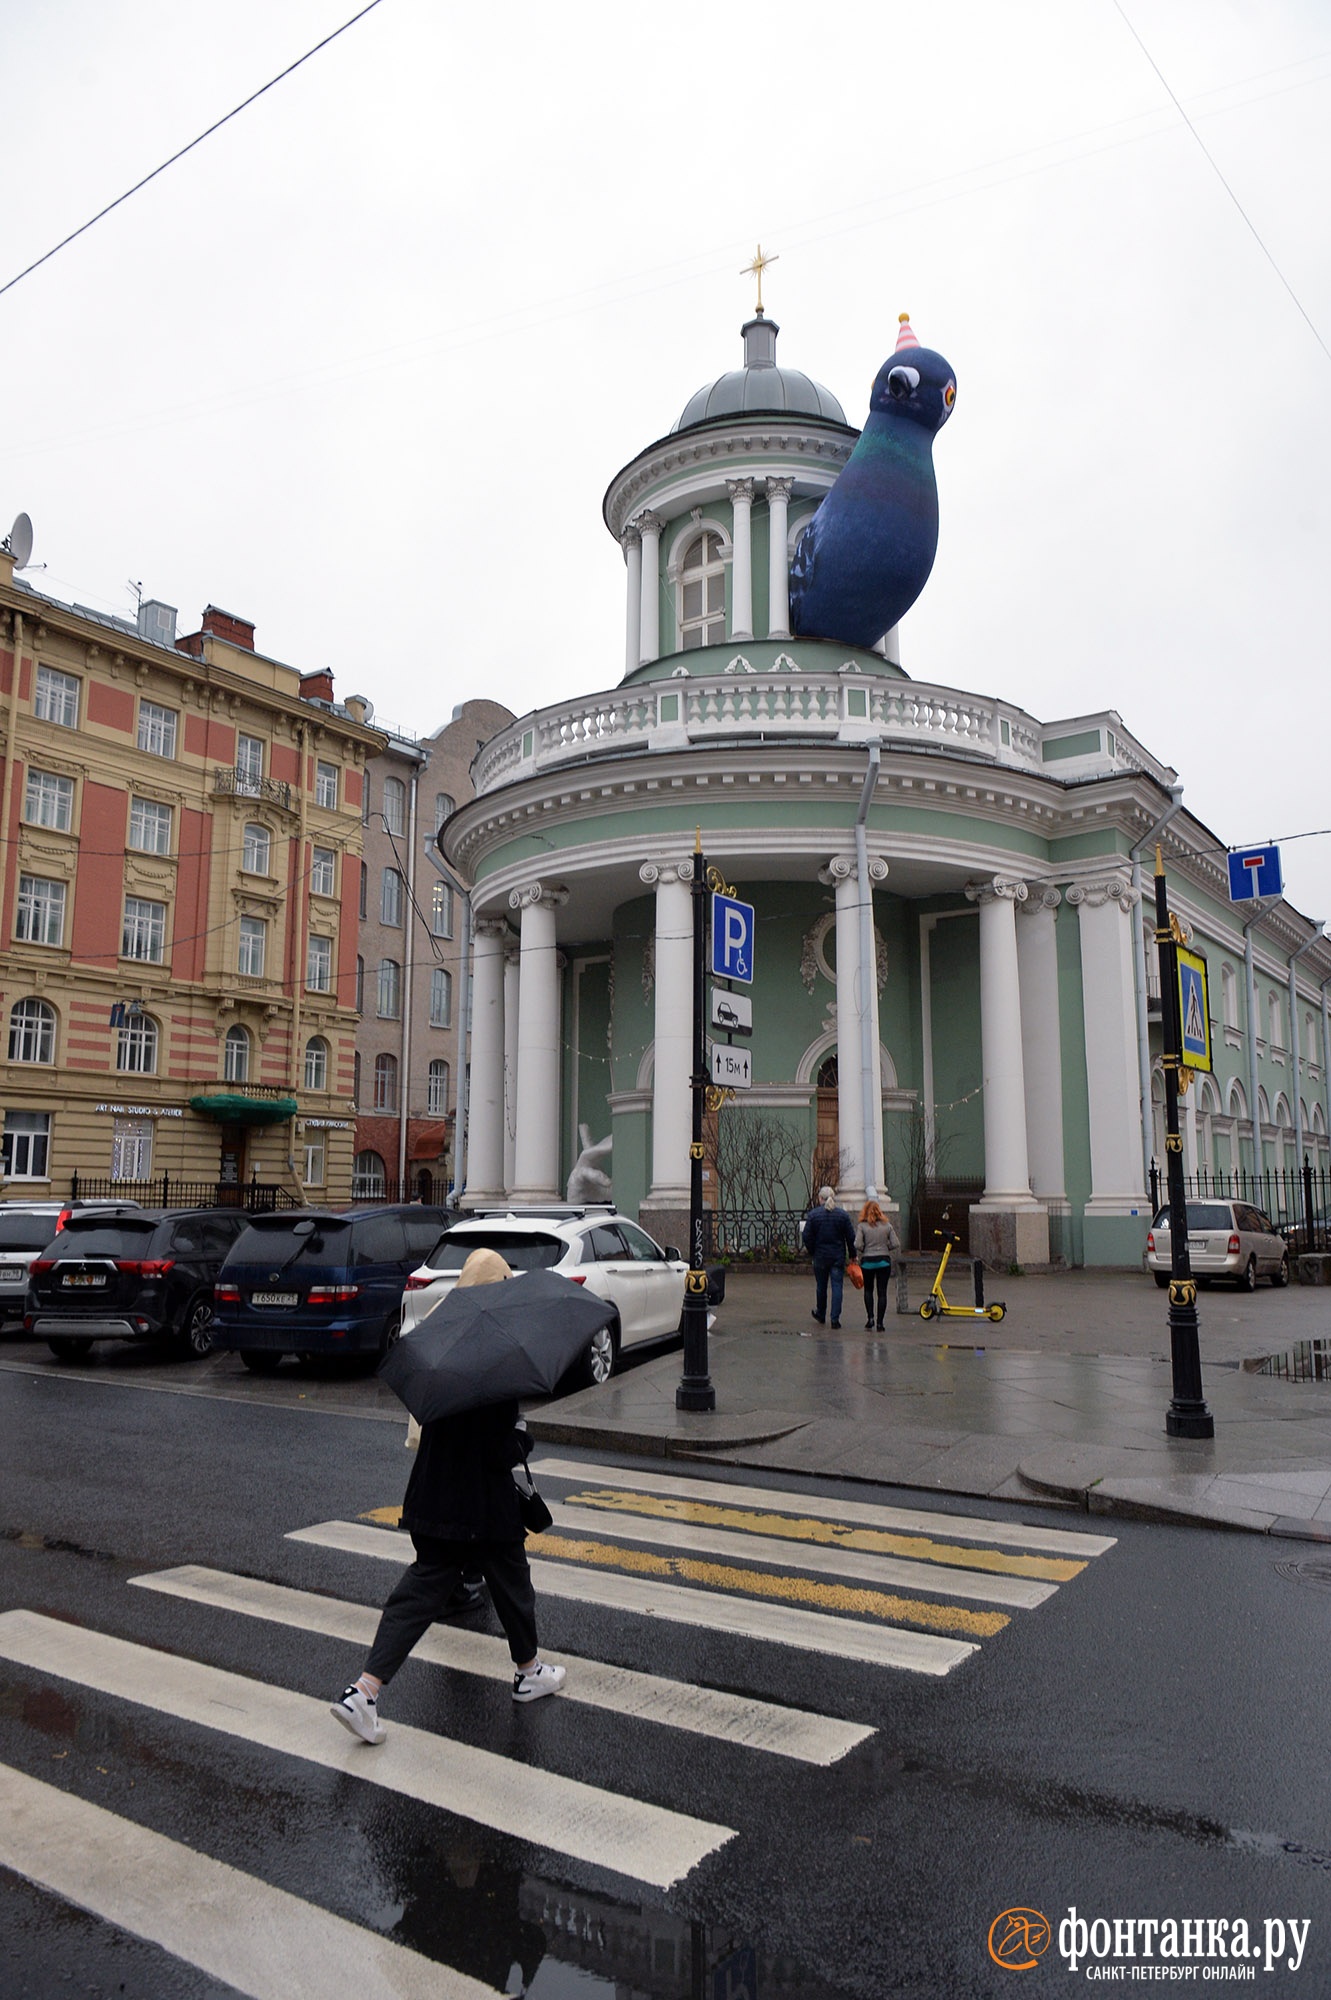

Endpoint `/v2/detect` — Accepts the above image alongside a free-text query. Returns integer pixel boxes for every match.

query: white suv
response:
[399,1206,689,1385]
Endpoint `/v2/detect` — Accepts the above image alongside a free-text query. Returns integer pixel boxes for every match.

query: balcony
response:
[213,767,292,810]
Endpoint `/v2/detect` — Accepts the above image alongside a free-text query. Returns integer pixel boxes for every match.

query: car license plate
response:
[1188,1236,1209,1249]
[251,1291,298,1307]
[0,1266,26,1285]
[64,1272,106,1287]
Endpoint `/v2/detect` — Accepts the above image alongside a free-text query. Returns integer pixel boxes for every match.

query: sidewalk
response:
[525,1266,1331,1538]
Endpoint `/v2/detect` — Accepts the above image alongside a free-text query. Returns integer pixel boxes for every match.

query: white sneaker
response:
[330,1686,385,1744]
[512,1660,566,1703]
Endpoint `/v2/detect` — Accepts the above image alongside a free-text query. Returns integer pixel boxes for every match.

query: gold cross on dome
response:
[740,243,778,316]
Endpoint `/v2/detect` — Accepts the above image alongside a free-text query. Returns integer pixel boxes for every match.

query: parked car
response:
[210,1205,452,1372]
[398,1206,692,1386]
[0,1200,143,1332]
[1146,1201,1290,1290]
[26,1208,248,1359]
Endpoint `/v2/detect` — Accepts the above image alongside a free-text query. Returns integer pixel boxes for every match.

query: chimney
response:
[201,605,255,650]
[300,669,335,703]
[136,599,177,647]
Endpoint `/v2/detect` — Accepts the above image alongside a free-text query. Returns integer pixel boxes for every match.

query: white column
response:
[1015,888,1066,1201]
[966,878,1038,1206]
[1182,1087,1199,1178]
[464,918,508,1205]
[636,512,662,666]
[622,524,642,673]
[640,859,693,1201]
[821,855,866,1208]
[1067,876,1148,1217]
[728,479,754,642]
[765,477,792,640]
[508,881,568,1201]
[502,945,520,1192]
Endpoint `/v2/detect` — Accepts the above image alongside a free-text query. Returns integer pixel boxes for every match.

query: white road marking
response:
[549,1502,1056,1609]
[287,1522,976,1676]
[132,1565,872,1766]
[0,1762,500,2000]
[533,1456,1118,1557]
[0,1611,733,1891]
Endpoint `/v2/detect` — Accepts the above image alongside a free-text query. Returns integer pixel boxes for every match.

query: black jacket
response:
[802,1204,856,1262]
[400,1400,531,1542]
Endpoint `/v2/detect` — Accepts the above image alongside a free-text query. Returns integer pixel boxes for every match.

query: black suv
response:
[27,1208,250,1361]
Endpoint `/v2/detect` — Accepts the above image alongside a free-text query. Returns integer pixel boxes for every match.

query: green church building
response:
[442,313,1331,1267]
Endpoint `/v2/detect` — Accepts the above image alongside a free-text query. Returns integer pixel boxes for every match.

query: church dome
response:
[672,316,847,433]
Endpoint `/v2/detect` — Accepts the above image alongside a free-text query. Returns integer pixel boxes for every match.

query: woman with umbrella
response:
[331,1247,566,1744]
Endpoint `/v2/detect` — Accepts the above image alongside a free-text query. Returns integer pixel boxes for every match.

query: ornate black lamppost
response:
[1154,846,1214,1440]
[677,835,717,1411]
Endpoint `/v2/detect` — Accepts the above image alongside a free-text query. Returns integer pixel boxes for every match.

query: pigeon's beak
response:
[887,365,920,401]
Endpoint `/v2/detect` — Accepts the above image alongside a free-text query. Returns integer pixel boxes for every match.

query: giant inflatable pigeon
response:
[788,315,956,649]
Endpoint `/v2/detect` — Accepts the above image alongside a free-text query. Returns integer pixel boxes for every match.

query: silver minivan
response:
[1146,1201,1289,1291]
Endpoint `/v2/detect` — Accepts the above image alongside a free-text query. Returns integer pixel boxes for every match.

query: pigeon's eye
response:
[887,365,920,400]
[943,380,956,410]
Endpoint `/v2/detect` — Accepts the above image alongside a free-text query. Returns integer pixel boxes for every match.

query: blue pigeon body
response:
[789,332,956,649]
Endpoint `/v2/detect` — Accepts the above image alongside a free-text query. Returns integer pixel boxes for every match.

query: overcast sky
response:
[4,1,1329,925]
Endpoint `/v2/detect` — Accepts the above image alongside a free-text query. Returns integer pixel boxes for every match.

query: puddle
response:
[1256,1341,1331,1383]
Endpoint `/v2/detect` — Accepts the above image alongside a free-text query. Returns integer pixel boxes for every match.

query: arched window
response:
[678,531,726,649]
[434,792,455,831]
[382,776,406,836]
[1220,963,1237,1029]
[8,997,56,1064]
[377,959,401,1019]
[353,1050,361,1108]
[430,967,452,1027]
[242,822,270,875]
[1269,990,1284,1049]
[353,1150,386,1199]
[431,880,453,937]
[355,955,365,1014]
[116,1013,159,1074]
[381,867,403,926]
[373,1053,399,1112]
[224,1024,250,1083]
[304,1036,329,1091]
[428,1058,450,1115]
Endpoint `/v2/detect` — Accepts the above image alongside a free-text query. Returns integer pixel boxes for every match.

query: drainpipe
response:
[1130,785,1185,1190]
[289,722,309,1203]
[424,837,471,1204]
[855,743,882,1194]
[0,610,22,945]
[1243,907,1267,1175]
[1322,978,1331,1158]
[399,764,421,1197]
[1289,926,1325,1174]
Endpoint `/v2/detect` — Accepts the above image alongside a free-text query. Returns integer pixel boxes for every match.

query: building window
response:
[361,774,371,824]
[304,1036,329,1091]
[223,1024,250,1082]
[434,792,455,831]
[24,769,74,832]
[122,896,166,964]
[1221,963,1238,1030]
[238,915,266,978]
[303,1138,326,1185]
[236,734,264,794]
[353,1149,385,1198]
[137,699,178,759]
[116,1013,159,1074]
[1269,991,1283,1050]
[430,880,453,937]
[679,531,726,649]
[427,1058,450,1115]
[111,1117,153,1180]
[359,862,368,918]
[382,776,406,836]
[8,997,56,1064]
[355,955,365,1014]
[315,760,338,809]
[129,796,173,855]
[16,875,66,947]
[2,1110,51,1179]
[34,665,79,727]
[306,934,332,993]
[241,822,271,875]
[310,846,335,897]
[377,958,401,1019]
[430,967,452,1027]
[381,867,403,926]
[373,1052,399,1111]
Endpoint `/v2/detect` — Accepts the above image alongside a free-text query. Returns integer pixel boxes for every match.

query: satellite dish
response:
[8,513,33,569]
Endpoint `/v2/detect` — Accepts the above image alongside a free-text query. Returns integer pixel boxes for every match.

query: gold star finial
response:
[740,242,778,317]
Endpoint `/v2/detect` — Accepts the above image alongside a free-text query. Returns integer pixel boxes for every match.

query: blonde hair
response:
[456,1247,513,1287]
[819,1186,836,1208]
[860,1201,884,1225]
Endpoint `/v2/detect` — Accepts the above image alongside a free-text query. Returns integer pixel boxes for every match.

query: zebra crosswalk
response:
[0,1453,1116,1997]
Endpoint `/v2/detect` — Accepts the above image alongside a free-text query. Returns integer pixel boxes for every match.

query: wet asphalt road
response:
[1,1343,1330,1999]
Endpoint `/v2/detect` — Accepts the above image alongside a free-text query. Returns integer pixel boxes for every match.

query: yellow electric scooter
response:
[918,1226,1006,1322]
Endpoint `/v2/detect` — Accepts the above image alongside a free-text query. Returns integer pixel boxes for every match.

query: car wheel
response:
[47,1337,94,1361]
[241,1350,283,1375]
[378,1311,402,1360]
[578,1319,619,1388]
[1239,1257,1258,1293]
[1153,1272,1170,1289]
[1272,1255,1290,1288]
[177,1295,215,1359]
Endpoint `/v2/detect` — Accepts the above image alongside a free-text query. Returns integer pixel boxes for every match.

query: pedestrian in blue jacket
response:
[802,1186,856,1328]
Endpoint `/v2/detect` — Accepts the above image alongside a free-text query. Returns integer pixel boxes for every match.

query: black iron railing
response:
[701,1210,808,1261]
[1147,1157,1331,1252]
[68,1172,300,1212]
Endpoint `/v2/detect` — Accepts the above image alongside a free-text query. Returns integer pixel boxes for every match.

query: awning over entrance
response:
[188,1093,298,1128]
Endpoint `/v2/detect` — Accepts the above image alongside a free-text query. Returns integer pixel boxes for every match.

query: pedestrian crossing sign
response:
[1176,947,1212,1072]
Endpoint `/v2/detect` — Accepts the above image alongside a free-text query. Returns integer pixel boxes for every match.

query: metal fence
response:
[1147,1159,1331,1251]
[68,1173,300,1212]
[702,1210,808,1261]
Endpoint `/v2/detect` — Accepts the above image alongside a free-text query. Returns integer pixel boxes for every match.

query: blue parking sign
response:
[1226,844,1282,902]
[711,893,754,984]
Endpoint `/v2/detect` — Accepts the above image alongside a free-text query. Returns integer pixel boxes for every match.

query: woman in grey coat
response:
[855,1197,901,1332]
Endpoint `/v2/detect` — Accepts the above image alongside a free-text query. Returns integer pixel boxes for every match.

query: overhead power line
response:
[0,0,387,304]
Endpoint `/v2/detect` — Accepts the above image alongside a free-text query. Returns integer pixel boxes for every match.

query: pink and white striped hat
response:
[895,313,920,352]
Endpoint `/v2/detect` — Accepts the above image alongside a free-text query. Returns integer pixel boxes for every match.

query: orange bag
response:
[845,1261,865,1291]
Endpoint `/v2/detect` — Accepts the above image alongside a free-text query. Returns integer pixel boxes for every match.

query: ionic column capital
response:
[819,853,858,887]
[474,916,513,941]
[509,881,570,913]
[1018,885,1062,915]
[639,858,692,889]
[1066,875,1138,913]
[966,876,1028,907]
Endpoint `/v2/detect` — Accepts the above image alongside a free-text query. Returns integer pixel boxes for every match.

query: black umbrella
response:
[379,1266,618,1423]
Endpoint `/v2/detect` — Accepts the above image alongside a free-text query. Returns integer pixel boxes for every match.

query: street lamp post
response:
[676,837,716,1411]
[1154,846,1214,1440]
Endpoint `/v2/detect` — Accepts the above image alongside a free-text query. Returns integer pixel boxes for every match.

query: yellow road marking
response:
[362,1506,403,1525]
[565,1489,1086,1583]
[536,1534,1009,1638]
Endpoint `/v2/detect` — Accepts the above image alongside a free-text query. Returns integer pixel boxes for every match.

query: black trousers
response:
[862,1264,890,1326]
[365,1531,538,1683]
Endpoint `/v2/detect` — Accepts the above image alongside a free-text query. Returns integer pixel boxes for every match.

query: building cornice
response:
[602,418,856,541]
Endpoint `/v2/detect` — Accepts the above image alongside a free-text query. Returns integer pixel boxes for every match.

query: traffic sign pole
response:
[1154,847,1214,1440]
[677,838,716,1412]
